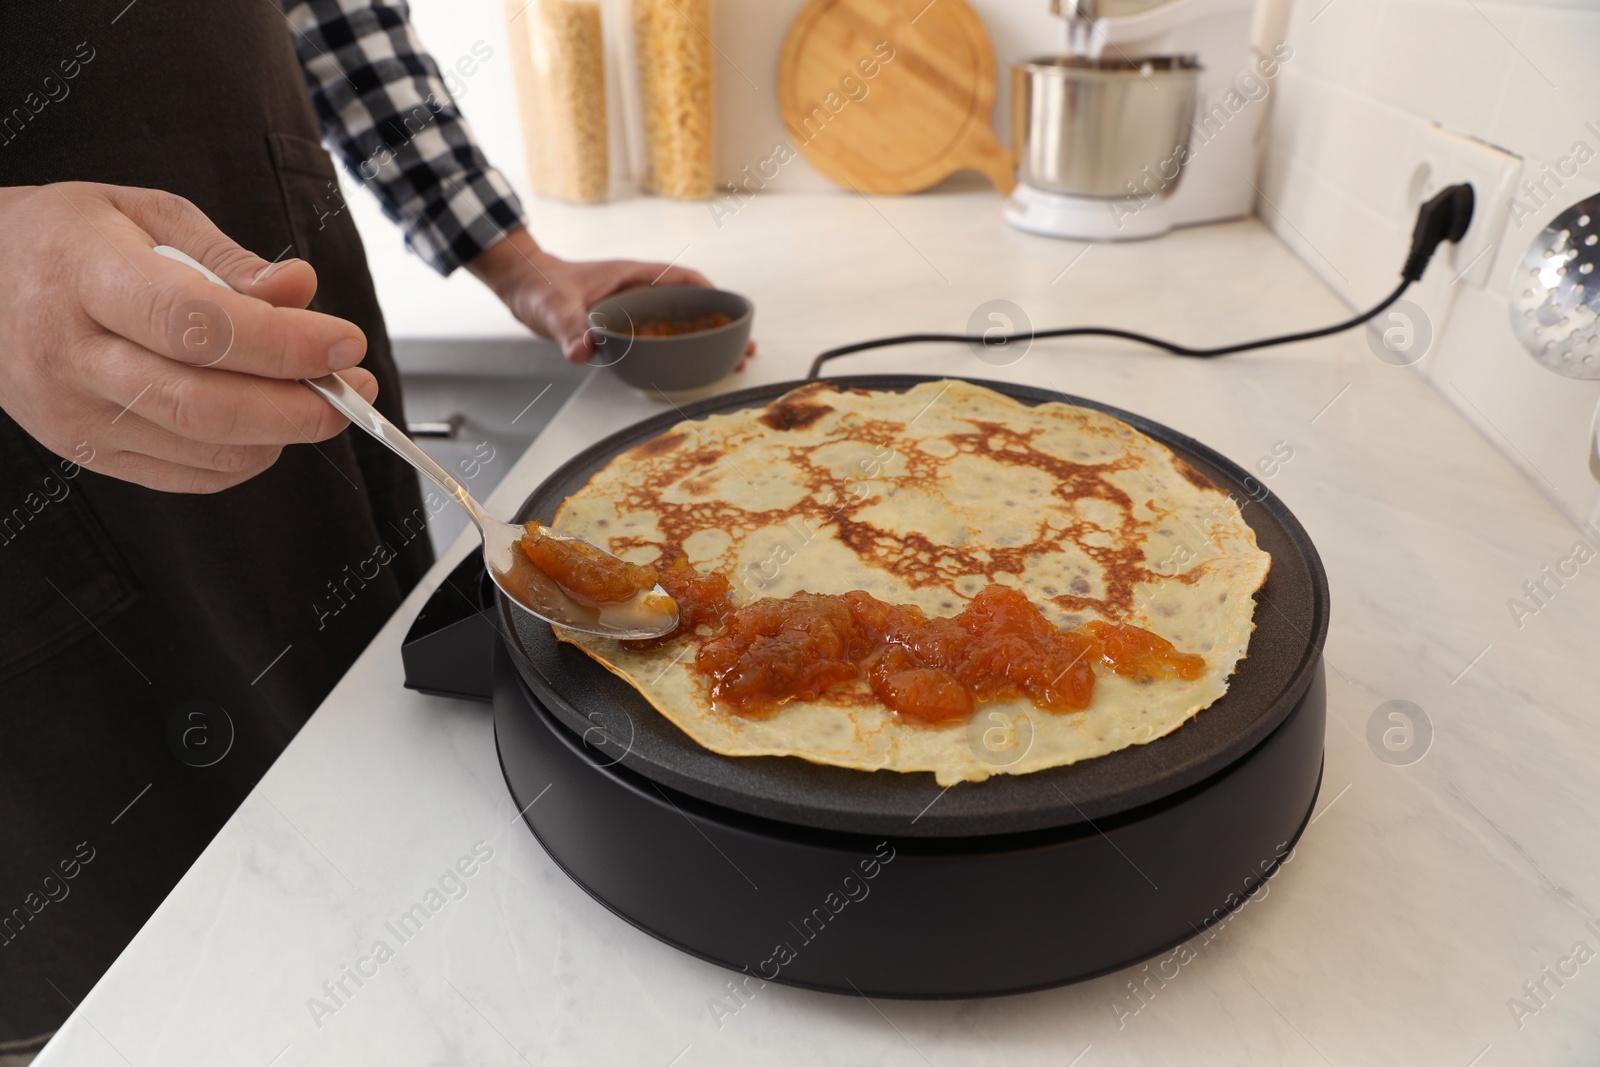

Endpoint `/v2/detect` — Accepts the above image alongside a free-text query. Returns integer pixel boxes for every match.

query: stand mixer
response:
[1005,0,1268,240]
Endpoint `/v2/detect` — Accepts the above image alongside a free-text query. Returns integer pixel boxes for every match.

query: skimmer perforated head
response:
[1510,194,1600,379]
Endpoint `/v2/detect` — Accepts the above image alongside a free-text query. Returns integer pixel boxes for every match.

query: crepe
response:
[550,380,1271,785]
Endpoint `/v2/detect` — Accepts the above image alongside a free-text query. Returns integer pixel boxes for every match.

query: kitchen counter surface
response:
[37,191,1600,1066]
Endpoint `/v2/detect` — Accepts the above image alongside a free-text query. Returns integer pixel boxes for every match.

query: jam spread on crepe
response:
[532,541,1209,724]
[693,583,1202,722]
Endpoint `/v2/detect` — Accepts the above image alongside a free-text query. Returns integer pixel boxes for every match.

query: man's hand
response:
[469,227,755,366]
[0,182,380,493]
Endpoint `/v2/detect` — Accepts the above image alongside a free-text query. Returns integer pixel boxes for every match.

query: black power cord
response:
[806,183,1476,380]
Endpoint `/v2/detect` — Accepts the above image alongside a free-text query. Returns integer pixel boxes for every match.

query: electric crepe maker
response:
[403,375,1327,998]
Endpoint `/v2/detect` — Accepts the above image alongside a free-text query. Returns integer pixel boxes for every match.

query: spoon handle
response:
[151,244,497,532]
[300,373,496,531]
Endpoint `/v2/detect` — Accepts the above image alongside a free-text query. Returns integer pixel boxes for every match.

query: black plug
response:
[1402,183,1475,281]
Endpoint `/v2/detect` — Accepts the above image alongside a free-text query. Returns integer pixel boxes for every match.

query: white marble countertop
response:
[37,191,1600,1066]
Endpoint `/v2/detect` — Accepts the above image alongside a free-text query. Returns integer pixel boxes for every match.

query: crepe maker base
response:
[496,645,1324,998]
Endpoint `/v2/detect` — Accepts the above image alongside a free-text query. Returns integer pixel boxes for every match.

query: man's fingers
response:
[586,262,711,305]
[117,184,320,308]
[542,291,594,363]
[73,188,365,378]
[343,368,381,403]
[99,411,283,475]
[650,264,712,289]
[559,261,719,363]
[89,450,267,495]
[87,338,378,444]
[109,185,316,304]
[236,256,319,310]
[105,251,366,377]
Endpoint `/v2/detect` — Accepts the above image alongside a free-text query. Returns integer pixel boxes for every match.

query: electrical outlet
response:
[1370,125,1523,372]
[1407,125,1522,289]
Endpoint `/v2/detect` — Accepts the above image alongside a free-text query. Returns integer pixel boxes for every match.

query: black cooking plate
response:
[497,375,1329,838]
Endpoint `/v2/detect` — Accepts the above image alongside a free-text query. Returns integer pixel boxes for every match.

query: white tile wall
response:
[1257,0,1600,525]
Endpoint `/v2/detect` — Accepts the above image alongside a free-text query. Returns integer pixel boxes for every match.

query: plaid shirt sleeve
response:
[283,0,526,275]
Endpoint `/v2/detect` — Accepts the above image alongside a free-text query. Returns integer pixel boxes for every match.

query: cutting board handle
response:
[964,128,1016,194]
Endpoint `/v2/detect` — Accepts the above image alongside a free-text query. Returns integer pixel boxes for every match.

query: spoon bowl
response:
[304,372,680,641]
[480,517,681,640]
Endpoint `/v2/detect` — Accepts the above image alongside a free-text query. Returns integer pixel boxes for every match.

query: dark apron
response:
[0,0,434,1043]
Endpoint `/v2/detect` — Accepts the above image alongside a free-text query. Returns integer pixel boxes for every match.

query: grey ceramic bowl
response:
[587,285,753,392]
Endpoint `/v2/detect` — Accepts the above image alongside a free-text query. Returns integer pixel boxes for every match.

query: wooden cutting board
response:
[777,0,1015,195]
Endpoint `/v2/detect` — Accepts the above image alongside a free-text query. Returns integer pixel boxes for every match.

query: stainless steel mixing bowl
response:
[1011,55,1202,200]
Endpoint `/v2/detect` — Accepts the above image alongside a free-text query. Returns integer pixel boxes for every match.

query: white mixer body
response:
[1007,0,1272,241]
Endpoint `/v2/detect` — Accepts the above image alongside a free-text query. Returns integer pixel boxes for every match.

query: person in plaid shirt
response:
[0,1,738,1056]
[287,0,722,363]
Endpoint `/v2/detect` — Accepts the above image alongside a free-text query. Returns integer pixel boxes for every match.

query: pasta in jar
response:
[633,0,713,199]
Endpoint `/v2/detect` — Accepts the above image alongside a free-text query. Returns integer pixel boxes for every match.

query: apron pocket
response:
[266,131,376,305]
[0,417,141,681]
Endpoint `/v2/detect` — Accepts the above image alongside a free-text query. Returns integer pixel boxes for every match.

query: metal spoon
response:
[1507,194,1600,479]
[152,244,679,639]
